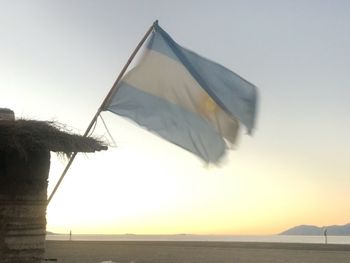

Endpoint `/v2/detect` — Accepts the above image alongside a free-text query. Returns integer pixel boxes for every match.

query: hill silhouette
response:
[280,223,350,235]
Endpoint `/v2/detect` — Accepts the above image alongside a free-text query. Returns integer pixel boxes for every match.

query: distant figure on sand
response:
[69,230,72,241]
[324,228,327,244]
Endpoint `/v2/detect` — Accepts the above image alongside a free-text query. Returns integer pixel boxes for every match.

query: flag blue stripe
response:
[107,82,226,162]
[147,30,180,63]
[150,24,257,133]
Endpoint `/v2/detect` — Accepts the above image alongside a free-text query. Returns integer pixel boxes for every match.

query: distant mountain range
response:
[280,223,350,236]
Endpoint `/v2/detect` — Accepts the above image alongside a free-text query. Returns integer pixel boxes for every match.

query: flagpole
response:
[47,20,158,205]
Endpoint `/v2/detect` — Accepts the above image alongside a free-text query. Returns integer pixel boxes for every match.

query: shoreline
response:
[45,240,350,263]
[46,233,350,245]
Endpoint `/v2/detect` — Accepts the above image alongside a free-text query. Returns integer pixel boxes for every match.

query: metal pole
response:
[47,21,157,205]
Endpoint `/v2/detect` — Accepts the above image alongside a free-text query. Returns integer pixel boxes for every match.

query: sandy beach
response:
[45,241,350,263]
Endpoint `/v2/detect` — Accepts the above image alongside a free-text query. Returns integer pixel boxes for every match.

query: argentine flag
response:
[105,22,257,163]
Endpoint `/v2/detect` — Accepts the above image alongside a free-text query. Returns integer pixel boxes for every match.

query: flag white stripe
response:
[123,49,239,143]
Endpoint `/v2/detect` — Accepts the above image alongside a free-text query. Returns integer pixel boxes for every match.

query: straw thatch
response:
[0,119,107,158]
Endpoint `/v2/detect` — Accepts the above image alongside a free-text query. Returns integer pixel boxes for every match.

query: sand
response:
[45,241,350,263]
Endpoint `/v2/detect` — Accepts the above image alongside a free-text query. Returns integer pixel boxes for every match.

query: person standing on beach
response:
[324,228,328,244]
[69,230,72,241]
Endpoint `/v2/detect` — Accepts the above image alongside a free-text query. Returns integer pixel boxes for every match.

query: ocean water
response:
[46,234,350,244]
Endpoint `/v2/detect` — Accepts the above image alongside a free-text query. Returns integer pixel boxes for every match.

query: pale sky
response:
[1,0,350,235]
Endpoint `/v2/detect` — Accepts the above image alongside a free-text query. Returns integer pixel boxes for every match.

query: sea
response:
[46,234,350,245]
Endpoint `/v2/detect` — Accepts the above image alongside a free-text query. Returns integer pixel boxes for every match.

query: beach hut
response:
[0,112,107,263]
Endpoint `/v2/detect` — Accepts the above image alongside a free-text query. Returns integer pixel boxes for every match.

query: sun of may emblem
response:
[200,94,218,117]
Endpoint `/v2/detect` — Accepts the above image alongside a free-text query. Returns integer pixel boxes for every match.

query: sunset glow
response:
[2,1,350,236]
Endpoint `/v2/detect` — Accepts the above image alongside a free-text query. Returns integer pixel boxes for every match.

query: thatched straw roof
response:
[0,119,107,157]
